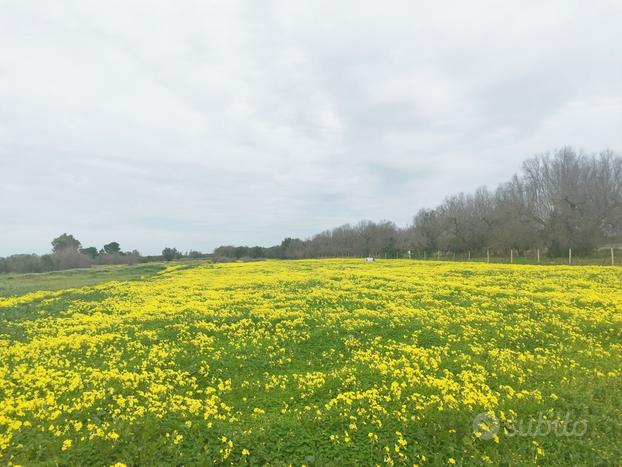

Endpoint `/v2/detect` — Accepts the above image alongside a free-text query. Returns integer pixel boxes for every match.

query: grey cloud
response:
[1,0,621,255]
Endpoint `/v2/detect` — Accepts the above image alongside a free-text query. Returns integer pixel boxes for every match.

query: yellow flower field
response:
[0,260,621,465]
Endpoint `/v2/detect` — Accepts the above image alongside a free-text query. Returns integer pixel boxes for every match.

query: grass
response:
[0,259,621,465]
[0,262,169,297]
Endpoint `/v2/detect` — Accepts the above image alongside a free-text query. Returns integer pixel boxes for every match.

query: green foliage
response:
[51,233,81,253]
[79,247,99,259]
[162,247,182,261]
[103,242,121,255]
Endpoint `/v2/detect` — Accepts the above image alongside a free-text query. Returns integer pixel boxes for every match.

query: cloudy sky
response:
[1,1,621,256]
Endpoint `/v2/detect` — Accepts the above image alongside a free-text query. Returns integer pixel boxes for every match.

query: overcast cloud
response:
[1,1,621,255]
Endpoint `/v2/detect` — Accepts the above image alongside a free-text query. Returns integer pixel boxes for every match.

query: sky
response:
[1,1,621,256]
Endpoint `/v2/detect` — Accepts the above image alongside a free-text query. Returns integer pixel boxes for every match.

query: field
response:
[0,263,168,297]
[0,260,621,465]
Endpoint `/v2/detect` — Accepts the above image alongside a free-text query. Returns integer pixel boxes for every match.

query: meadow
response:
[0,259,620,465]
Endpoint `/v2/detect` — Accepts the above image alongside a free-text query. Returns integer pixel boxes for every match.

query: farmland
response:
[0,259,621,465]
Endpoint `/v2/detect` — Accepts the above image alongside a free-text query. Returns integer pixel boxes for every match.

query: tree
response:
[280,237,306,258]
[411,209,441,252]
[211,148,622,259]
[213,245,237,258]
[52,233,81,253]
[103,242,121,255]
[79,247,99,259]
[162,247,182,261]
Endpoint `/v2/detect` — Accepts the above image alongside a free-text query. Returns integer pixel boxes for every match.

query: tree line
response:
[0,234,141,274]
[214,147,622,260]
[0,233,210,274]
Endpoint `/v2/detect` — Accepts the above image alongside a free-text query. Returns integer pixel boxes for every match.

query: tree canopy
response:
[51,233,81,253]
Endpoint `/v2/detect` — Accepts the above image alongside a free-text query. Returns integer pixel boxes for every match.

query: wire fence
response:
[375,248,621,266]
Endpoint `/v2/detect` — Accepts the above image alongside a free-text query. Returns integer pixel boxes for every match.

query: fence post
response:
[510,249,513,264]
[487,248,490,263]
[437,251,440,261]
[569,248,572,265]
[468,250,471,261]
[537,248,540,264]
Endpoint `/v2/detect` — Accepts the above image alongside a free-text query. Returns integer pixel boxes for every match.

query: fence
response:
[390,247,620,266]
